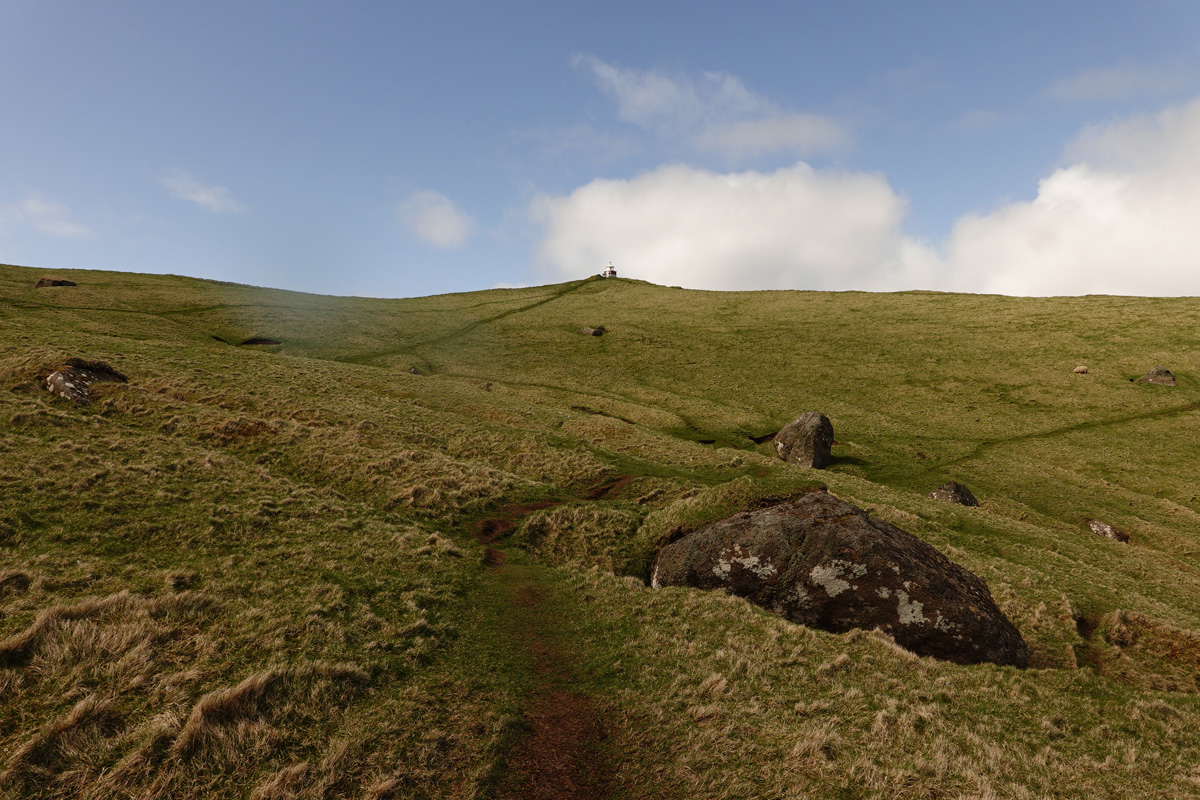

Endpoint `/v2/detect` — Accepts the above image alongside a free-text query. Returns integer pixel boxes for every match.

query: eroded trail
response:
[491,579,613,800]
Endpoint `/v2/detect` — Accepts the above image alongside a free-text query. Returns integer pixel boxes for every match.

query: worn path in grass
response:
[339,277,596,367]
[464,547,620,800]
[465,493,629,799]
[489,559,615,800]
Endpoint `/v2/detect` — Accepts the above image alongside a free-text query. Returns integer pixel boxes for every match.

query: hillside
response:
[3,262,1200,799]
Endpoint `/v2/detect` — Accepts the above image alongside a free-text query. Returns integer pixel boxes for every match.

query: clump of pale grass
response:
[171,661,368,758]
[1,694,120,778]
[515,503,643,573]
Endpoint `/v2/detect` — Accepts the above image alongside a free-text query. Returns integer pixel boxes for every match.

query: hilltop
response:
[3,263,1200,798]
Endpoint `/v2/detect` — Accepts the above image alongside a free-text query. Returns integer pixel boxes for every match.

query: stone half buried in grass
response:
[926,481,979,507]
[1136,365,1176,385]
[774,411,833,468]
[34,276,76,288]
[44,358,128,405]
[651,489,1029,668]
[1087,519,1129,543]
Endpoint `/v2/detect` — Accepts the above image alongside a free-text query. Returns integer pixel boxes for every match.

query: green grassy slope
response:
[3,263,1200,798]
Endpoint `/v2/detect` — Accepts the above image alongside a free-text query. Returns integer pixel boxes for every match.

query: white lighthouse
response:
[601,262,618,278]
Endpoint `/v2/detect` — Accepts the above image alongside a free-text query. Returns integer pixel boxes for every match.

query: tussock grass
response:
[514,503,645,572]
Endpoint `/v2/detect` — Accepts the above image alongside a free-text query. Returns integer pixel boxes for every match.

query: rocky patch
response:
[775,411,833,468]
[1137,365,1176,385]
[926,481,979,507]
[1087,519,1129,543]
[652,489,1028,667]
[44,359,128,405]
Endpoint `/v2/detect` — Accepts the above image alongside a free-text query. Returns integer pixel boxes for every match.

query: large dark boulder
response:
[775,412,833,468]
[1137,365,1176,385]
[652,490,1028,668]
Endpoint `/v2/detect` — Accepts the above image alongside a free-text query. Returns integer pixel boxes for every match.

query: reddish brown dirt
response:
[484,547,508,566]
[473,501,563,543]
[584,475,633,501]
[497,689,612,800]
[492,580,614,800]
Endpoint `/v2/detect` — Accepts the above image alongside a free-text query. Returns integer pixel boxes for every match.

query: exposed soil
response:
[240,337,281,346]
[584,475,633,501]
[750,430,778,444]
[473,501,564,543]
[493,580,613,800]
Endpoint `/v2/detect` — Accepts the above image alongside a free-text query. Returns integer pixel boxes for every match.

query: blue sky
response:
[4,1,1200,297]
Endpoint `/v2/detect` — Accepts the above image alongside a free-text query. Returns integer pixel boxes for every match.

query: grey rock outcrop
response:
[926,481,979,507]
[652,490,1028,667]
[1087,519,1129,543]
[45,359,127,405]
[775,412,833,468]
[1137,365,1176,385]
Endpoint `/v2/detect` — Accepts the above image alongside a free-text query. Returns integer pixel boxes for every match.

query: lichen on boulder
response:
[652,489,1028,667]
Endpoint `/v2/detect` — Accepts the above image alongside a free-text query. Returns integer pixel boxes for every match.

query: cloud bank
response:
[397,190,475,248]
[533,162,935,291]
[944,95,1200,295]
[162,170,247,213]
[535,94,1200,297]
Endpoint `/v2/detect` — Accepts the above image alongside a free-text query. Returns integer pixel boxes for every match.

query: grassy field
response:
[3,262,1200,798]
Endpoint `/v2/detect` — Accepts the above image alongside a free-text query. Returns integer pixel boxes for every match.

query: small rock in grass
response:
[1137,365,1176,385]
[1087,519,1129,543]
[578,326,605,336]
[45,358,128,405]
[35,276,76,288]
[775,411,833,468]
[926,481,979,507]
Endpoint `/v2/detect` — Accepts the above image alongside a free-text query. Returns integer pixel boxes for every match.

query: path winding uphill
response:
[467,505,625,800]
[489,564,614,800]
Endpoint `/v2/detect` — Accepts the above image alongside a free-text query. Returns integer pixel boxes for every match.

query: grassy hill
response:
[3,262,1200,798]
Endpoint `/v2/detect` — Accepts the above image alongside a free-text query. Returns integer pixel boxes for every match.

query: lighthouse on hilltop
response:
[601,262,618,278]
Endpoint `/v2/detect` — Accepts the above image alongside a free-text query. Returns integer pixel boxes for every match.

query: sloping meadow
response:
[4,263,1200,797]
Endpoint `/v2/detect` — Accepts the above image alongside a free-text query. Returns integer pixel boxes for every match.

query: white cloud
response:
[574,55,848,159]
[1042,59,1183,102]
[1,194,94,238]
[162,170,247,213]
[943,95,1200,296]
[397,190,475,248]
[532,162,936,291]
